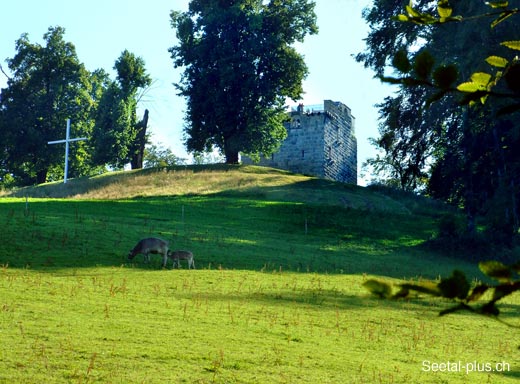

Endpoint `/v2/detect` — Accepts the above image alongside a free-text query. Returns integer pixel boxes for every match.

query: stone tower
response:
[243,100,357,184]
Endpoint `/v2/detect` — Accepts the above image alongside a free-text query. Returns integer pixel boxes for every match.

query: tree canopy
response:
[169,0,318,163]
[91,50,152,170]
[0,26,94,184]
[0,28,153,186]
[360,1,520,324]
[357,0,520,241]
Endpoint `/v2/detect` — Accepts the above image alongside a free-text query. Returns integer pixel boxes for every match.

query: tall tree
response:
[91,50,151,169]
[0,26,94,184]
[169,0,318,164]
[357,1,520,239]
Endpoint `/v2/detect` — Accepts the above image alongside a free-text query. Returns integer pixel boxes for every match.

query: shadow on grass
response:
[0,184,482,280]
[497,369,520,381]
[160,276,520,325]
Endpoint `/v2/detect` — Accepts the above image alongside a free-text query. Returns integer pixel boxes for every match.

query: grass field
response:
[0,165,518,383]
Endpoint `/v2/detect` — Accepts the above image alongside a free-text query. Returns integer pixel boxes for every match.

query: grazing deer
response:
[128,237,169,268]
[168,250,195,269]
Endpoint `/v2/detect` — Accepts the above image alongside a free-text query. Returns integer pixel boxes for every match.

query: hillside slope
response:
[4,165,436,215]
[0,165,474,278]
[2,166,519,384]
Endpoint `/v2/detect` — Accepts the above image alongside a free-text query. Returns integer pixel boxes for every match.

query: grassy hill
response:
[2,165,469,277]
[0,165,517,383]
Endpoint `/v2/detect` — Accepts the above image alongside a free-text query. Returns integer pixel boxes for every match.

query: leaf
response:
[456,72,492,94]
[438,270,470,299]
[413,50,435,79]
[447,15,463,22]
[485,1,509,8]
[485,55,508,68]
[403,4,439,25]
[501,40,520,51]
[363,279,392,298]
[479,260,512,281]
[470,72,492,85]
[395,14,409,22]
[439,16,461,23]
[437,0,453,18]
[392,49,412,73]
[405,4,421,18]
[457,82,485,92]
[433,64,458,88]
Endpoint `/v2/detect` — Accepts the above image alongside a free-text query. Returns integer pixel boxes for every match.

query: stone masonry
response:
[242,100,357,184]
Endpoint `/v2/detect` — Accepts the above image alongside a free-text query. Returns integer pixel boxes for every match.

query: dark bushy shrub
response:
[437,213,465,239]
[426,213,518,263]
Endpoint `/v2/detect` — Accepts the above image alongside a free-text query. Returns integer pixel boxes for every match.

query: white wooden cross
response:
[48,119,87,184]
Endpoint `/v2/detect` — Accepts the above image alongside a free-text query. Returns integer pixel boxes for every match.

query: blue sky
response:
[0,0,393,183]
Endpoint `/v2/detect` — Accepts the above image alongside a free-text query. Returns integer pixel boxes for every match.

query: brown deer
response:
[168,250,195,269]
[128,237,169,268]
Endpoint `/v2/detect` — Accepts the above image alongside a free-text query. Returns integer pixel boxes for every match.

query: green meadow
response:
[0,166,518,383]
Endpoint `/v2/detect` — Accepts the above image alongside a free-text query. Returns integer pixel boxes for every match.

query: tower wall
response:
[322,100,357,183]
[242,100,357,184]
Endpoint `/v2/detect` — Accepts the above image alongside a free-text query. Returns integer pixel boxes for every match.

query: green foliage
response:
[437,270,470,299]
[91,83,137,169]
[391,49,411,73]
[0,28,152,186]
[413,50,435,80]
[114,49,151,97]
[395,0,462,24]
[432,64,458,90]
[486,55,508,68]
[437,213,465,239]
[480,260,515,282]
[362,279,392,299]
[365,261,519,324]
[359,0,520,245]
[387,1,520,112]
[91,51,151,169]
[143,144,187,168]
[362,88,435,192]
[169,0,317,163]
[0,27,95,185]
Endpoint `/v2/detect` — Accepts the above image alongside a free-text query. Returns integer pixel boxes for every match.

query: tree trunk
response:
[223,136,240,164]
[225,150,239,164]
[131,109,149,169]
